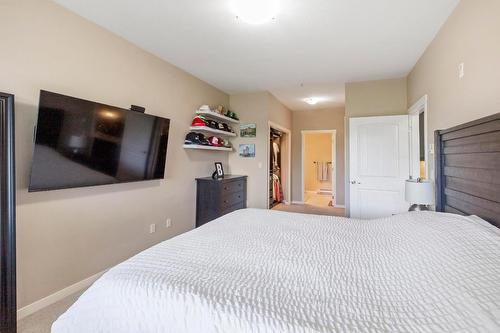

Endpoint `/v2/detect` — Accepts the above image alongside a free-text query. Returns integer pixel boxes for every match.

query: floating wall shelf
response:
[189,126,237,137]
[183,144,233,152]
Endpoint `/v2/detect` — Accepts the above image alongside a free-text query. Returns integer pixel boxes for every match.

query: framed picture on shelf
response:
[239,144,255,158]
[240,123,256,137]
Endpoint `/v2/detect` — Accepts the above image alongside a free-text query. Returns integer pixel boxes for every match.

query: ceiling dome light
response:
[304,97,319,105]
[232,0,279,25]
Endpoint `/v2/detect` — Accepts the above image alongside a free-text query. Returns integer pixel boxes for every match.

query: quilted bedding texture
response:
[52,209,500,333]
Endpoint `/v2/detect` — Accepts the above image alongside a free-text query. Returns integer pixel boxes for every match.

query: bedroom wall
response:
[0,0,229,308]
[344,77,408,215]
[408,0,500,179]
[228,92,292,208]
[345,78,408,118]
[291,107,346,205]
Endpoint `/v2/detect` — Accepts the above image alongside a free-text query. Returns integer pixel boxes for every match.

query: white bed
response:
[52,209,500,332]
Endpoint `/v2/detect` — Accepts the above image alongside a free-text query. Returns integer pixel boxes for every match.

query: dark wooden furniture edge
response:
[435,112,500,228]
[0,93,16,333]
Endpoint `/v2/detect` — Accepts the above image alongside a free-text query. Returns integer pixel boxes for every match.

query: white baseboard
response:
[334,204,346,208]
[291,201,305,205]
[17,270,106,320]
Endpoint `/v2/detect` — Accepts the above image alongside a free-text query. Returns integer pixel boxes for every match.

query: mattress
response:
[52,209,500,332]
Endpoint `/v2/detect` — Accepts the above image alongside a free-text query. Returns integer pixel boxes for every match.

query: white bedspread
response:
[52,209,500,333]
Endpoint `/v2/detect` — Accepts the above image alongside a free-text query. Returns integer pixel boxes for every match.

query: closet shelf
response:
[196,110,240,124]
[189,126,237,137]
[183,144,233,152]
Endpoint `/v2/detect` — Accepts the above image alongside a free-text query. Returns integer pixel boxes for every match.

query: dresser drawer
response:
[221,201,246,216]
[220,180,245,195]
[220,191,245,210]
[196,175,247,228]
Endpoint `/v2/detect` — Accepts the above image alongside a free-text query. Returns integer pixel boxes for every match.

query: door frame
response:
[0,93,16,333]
[301,130,337,206]
[408,95,429,179]
[267,121,291,208]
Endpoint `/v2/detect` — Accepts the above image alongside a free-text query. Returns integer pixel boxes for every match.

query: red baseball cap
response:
[191,116,207,127]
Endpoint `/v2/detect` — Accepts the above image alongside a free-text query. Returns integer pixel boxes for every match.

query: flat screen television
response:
[28,90,170,192]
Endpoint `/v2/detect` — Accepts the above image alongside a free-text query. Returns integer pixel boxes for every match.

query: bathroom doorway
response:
[301,130,336,207]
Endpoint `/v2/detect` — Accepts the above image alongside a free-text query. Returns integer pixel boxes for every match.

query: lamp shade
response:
[405,179,434,205]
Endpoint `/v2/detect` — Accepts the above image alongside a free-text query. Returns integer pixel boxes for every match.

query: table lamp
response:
[405,179,434,211]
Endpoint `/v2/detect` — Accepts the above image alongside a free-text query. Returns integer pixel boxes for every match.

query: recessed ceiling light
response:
[304,97,319,105]
[232,0,279,25]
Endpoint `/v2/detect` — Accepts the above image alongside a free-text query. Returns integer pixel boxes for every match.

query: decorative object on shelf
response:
[184,132,210,146]
[240,123,256,137]
[198,104,211,112]
[187,106,239,152]
[224,109,239,121]
[239,144,255,158]
[405,178,434,211]
[215,105,226,115]
[212,162,225,179]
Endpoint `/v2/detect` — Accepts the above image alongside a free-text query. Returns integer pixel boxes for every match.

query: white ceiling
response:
[54,0,459,111]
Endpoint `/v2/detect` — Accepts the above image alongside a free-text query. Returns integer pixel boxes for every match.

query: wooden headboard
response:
[435,113,500,228]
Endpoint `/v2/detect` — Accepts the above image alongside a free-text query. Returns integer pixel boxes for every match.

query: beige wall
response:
[0,0,229,308]
[291,108,345,205]
[345,78,408,117]
[228,92,292,208]
[344,78,408,214]
[408,0,500,179]
[304,133,333,192]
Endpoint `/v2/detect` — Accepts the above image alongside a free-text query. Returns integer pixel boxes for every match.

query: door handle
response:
[351,180,361,185]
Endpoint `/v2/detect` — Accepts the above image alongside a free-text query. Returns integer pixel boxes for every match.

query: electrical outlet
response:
[165,218,172,228]
[458,63,465,79]
[149,224,156,234]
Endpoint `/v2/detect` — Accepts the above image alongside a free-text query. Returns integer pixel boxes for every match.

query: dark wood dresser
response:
[196,175,247,227]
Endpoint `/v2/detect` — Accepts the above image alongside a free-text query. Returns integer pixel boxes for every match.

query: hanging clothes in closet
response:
[269,129,283,208]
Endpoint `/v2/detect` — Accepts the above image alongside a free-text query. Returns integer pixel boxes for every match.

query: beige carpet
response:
[273,203,345,217]
[18,289,85,333]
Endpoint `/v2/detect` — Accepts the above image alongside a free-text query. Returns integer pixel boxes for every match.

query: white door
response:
[349,116,410,219]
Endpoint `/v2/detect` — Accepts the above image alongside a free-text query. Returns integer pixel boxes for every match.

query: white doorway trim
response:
[301,130,338,207]
[408,95,429,180]
[268,121,291,208]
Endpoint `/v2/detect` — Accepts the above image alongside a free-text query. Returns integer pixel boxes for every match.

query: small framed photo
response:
[239,144,255,158]
[214,162,224,179]
[240,123,256,137]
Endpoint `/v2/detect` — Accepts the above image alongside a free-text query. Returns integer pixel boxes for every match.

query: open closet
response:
[269,128,284,209]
